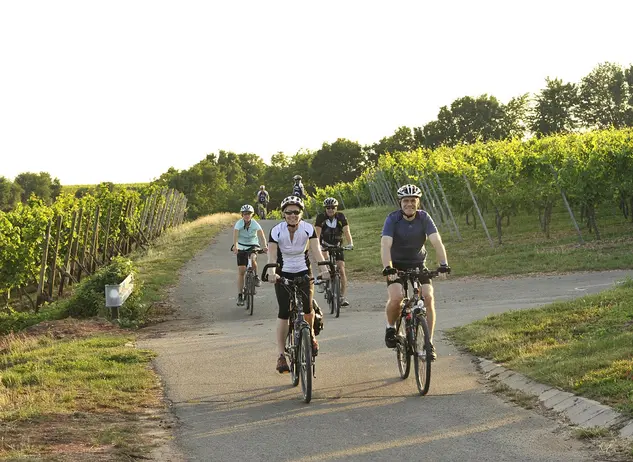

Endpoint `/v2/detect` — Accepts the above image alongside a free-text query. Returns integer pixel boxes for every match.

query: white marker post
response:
[105,273,134,320]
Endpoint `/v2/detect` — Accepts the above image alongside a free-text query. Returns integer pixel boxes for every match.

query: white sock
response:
[387,323,395,329]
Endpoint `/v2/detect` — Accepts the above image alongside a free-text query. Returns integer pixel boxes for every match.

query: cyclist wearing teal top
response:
[233,204,268,306]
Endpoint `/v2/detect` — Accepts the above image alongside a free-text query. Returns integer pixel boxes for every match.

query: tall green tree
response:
[502,93,529,139]
[0,177,22,211]
[421,95,510,148]
[577,62,632,129]
[368,127,418,163]
[529,77,579,136]
[13,172,61,205]
[237,153,267,190]
[312,139,365,187]
[625,64,633,126]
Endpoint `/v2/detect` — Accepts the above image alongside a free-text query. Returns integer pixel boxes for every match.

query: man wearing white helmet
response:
[267,195,329,373]
[233,204,268,306]
[380,184,451,360]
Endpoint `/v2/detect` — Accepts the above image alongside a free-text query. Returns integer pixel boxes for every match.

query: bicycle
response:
[262,263,315,403]
[391,267,439,396]
[256,202,268,220]
[235,245,266,316]
[317,242,352,318]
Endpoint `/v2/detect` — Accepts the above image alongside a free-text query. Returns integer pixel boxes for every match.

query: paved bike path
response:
[139,221,633,461]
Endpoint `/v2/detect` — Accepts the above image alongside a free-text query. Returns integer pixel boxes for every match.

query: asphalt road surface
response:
[139,220,633,461]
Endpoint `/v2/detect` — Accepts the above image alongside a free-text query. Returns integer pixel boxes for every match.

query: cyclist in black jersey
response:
[314,197,354,306]
[292,175,307,200]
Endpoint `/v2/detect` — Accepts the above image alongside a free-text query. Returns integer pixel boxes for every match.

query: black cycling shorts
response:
[275,270,313,320]
[236,250,250,267]
[387,262,432,287]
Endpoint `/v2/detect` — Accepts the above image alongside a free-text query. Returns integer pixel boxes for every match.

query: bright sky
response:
[1,1,632,185]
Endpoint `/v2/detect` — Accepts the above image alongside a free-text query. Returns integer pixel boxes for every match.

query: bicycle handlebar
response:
[396,268,440,279]
[261,263,314,286]
[321,242,353,251]
[232,245,267,254]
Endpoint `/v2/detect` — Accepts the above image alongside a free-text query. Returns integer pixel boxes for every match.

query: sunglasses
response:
[284,210,301,216]
[242,212,252,216]
[325,206,336,210]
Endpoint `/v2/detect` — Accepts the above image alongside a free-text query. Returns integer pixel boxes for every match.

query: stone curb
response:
[476,358,632,440]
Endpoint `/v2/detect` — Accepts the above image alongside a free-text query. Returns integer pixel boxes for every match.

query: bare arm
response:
[380,236,393,268]
[315,226,322,241]
[427,232,448,266]
[257,229,267,249]
[232,229,239,254]
[343,225,353,246]
[309,237,328,276]
[267,242,279,282]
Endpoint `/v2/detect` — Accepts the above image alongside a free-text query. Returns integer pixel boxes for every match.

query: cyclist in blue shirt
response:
[233,204,268,306]
[380,184,451,360]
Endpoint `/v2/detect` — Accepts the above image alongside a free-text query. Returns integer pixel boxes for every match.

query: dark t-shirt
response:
[315,212,348,244]
[292,183,306,199]
[381,210,438,265]
[257,190,269,203]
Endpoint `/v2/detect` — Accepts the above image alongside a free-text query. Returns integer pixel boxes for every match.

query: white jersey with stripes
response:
[269,221,317,273]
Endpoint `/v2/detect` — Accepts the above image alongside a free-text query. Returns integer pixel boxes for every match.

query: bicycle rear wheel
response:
[395,317,410,379]
[299,327,313,403]
[413,316,432,395]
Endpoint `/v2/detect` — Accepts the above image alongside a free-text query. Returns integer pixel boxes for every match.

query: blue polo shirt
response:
[234,219,262,250]
[381,210,438,265]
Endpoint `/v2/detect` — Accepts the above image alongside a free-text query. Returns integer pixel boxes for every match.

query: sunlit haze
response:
[1,0,631,185]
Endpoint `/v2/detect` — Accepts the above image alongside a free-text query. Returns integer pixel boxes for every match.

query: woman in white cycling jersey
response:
[267,195,329,373]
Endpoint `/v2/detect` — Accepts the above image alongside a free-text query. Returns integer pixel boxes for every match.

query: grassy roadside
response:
[446,279,633,418]
[0,213,236,461]
[341,205,633,280]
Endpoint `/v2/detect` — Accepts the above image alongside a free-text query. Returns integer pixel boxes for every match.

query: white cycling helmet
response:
[293,175,302,181]
[396,184,422,199]
[280,195,304,211]
[240,204,255,214]
[323,197,338,207]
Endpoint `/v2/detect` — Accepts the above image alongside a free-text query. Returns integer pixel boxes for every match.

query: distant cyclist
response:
[292,175,310,218]
[314,197,354,307]
[233,204,268,306]
[266,195,329,373]
[292,175,307,200]
[255,185,269,218]
[380,184,451,361]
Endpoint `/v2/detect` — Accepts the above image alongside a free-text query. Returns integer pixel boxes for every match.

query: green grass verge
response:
[340,205,633,280]
[132,213,238,309]
[446,279,633,417]
[0,213,236,460]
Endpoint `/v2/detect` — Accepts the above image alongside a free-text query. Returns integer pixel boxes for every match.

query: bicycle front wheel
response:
[286,327,299,387]
[333,275,341,318]
[396,317,410,379]
[413,317,432,395]
[299,327,313,403]
[247,275,255,315]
